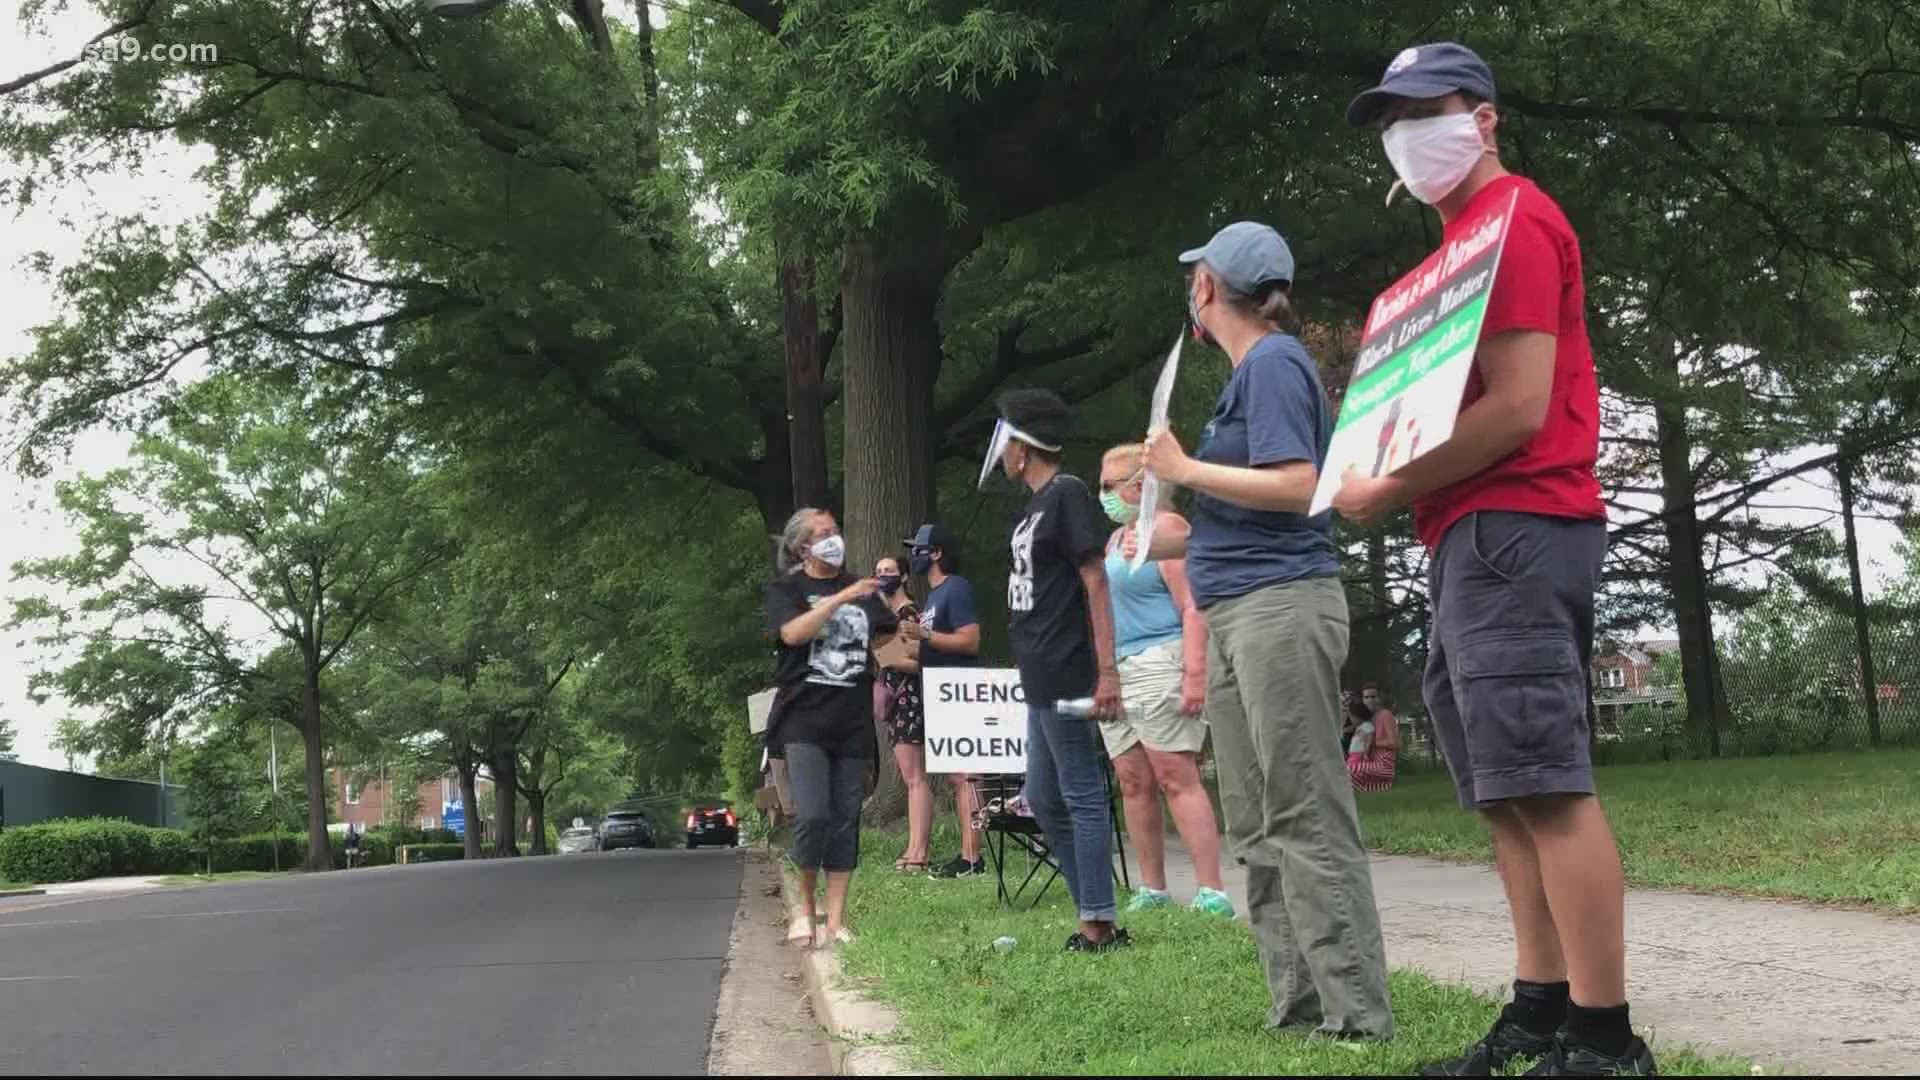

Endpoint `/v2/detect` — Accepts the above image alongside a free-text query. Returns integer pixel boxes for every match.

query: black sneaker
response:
[930,856,984,879]
[1418,1008,1558,1076]
[1523,1034,1657,1076]
[1064,928,1132,953]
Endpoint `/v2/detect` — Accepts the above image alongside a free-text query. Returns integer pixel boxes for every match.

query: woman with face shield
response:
[1141,223,1394,1039]
[989,388,1129,952]
[763,509,902,948]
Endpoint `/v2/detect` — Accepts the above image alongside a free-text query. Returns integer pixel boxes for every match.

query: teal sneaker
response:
[1190,887,1235,917]
[1125,886,1171,912]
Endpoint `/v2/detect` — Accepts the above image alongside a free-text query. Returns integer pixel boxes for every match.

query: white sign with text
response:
[923,667,1030,773]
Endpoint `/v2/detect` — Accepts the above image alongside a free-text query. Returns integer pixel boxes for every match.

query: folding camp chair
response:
[973,758,1131,910]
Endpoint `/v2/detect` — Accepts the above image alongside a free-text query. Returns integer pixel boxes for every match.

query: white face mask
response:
[809,533,846,569]
[1381,109,1489,206]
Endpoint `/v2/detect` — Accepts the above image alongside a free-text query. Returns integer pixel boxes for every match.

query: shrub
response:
[398,842,464,864]
[0,818,197,883]
[204,833,305,873]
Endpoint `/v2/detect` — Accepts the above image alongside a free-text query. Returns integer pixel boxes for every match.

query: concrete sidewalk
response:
[41,874,168,896]
[1149,839,1916,1075]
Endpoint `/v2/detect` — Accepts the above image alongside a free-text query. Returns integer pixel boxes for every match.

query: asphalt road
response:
[0,847,745,1075]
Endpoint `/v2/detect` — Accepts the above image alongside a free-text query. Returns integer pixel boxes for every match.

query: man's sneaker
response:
[930,856,985,879]
[1523,1034,1657,1076]
[1126,886,1171,912]
[1418,1008,1557,1076]
[1190,886,1235,917]
[1064,927,1133,953]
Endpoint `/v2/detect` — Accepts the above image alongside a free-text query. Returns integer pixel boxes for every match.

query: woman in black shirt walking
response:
[764,508,900,947]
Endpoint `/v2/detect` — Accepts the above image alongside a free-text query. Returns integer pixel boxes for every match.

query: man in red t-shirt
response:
[1334,43,1652,1077]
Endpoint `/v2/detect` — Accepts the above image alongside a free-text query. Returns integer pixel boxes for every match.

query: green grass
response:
[1359,748,1920,912]
[827,833,1755,1076]
[0,879,37,892]
[157,870,285,886]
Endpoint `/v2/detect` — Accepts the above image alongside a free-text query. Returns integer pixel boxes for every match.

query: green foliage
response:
[398,842,465,865]
[0,818,195,883]
[0,714,15,761]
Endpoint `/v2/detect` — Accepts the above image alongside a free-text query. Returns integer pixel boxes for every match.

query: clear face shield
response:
[976,417,1062,492]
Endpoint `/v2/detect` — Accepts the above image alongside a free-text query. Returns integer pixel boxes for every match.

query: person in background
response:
[1142,221,1394,1039]
[1337,41,1650,1075]
[873,555,932,873]
[901,523,988,880]
[1097,443,1233,917]
[1345,695,1400,793]
[764,508,901,948]
[993,388,1129,952]
[344,824,362,868]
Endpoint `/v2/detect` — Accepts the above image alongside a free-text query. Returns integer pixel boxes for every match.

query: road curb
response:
[777,861,936,1077]
[0,887,47,898]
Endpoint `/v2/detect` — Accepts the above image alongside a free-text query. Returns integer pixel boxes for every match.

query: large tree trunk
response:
[783,257,832,512]
[526,790,549,855]
[1836,452,1883,745]
[1654,393,1730,755]
[300,659,331,872]
[456,763,484,861]
[841,234,950,825]
[491,750,519,857]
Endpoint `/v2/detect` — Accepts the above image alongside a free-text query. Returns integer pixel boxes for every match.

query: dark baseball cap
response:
[902,523,957,551]
[1346,42,1497,128]
[1177,221,1295,294]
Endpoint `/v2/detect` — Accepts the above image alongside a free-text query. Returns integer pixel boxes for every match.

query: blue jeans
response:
[1024,703,1116,922]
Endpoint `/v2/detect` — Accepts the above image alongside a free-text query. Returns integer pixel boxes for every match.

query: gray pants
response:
[786,742,866,872]
[1206,576,1394,1039]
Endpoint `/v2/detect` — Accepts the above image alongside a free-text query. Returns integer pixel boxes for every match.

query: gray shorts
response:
[1423,510,1605,809]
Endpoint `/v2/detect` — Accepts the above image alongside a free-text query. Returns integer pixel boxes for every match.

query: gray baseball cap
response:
[1346,42,1498,128]
[1177,222,1295,294]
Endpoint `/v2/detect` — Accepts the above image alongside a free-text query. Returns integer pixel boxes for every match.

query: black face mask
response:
[909,552,934,576]
[877,574,903,596]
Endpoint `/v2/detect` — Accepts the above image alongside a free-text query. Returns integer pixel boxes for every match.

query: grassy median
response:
[828,831,1755,1076]
[1359,748,1920,912]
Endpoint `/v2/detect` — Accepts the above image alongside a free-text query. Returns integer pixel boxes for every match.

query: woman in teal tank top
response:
[1096,444,1233,917]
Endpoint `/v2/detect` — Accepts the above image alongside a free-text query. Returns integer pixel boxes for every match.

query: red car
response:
[685,805,739,849]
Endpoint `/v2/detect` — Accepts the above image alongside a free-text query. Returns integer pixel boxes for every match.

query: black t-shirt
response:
[763,571,899,758]
[1006,473,1109,705]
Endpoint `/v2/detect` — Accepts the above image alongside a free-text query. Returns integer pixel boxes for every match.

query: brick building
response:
[330,767,493,832]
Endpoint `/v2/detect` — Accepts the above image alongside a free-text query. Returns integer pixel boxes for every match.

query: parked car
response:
[598,811,657,851]
[685,805,739,849]
[557,826,598,854]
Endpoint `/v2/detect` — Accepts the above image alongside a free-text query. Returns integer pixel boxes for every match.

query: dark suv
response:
[684,805,739,849]
[598,811,656,851]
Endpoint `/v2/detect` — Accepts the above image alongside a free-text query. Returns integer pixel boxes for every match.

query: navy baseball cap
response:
[902,523,957,551]
[1346,42,1498,128]
[1177,222,1295,294]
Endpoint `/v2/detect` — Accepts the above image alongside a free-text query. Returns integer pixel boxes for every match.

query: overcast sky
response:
[2,5,1909,769]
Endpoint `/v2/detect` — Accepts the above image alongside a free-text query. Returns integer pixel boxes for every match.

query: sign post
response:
[1309,187,1523,515]
[922,667,1030,774]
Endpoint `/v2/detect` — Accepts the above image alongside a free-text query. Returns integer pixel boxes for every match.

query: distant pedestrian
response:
[344,825,363,869]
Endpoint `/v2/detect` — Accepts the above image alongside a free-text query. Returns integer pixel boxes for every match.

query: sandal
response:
[786,919,817,947]
[894,857,930,873]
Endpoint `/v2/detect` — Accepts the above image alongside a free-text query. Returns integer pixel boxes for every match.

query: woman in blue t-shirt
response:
[1096,443,1233,918]
[1141,222,1393,1039]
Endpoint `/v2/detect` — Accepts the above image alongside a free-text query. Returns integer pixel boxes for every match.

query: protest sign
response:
[1308,187,1522,515]
[1132,333,1184,571]
[922,667,1029,773]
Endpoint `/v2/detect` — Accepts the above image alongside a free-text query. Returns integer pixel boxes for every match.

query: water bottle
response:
[992,935,1018,953]
[1054,697,1097,719]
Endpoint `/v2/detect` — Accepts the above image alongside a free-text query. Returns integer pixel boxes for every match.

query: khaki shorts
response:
[1098,640,1206,757]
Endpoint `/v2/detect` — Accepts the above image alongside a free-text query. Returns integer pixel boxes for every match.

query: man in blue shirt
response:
[901,524,988,878]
